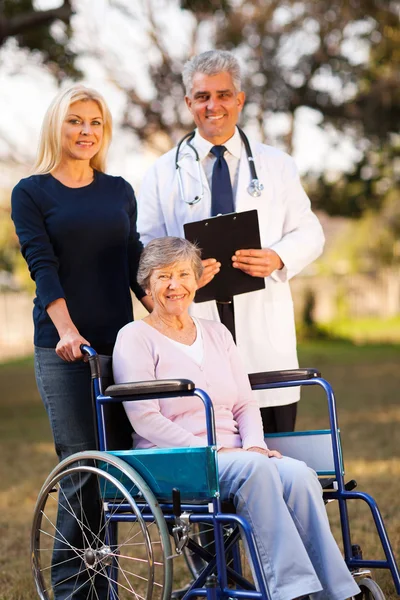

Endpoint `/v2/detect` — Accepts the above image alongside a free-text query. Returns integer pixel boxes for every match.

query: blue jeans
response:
[218,452,361,600]
[35,346,108,600]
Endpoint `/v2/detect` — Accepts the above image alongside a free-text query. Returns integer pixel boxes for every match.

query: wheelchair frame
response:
[31,345,400,600]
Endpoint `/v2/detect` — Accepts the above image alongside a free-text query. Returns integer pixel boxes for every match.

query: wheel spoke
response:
[45,565,88,595]
[38,524,83,559]
[32,454,172,600]
[69,559,88,600]
[58,477,105,550]
[109,559,142,600]
[85,566,101,600]
[95,567,146,600]
[39,552,85,572]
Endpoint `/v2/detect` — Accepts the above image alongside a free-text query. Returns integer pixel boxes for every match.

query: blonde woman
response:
[11,84,147,599]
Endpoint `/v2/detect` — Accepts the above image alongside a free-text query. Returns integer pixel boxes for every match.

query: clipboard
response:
[184,210,265,303]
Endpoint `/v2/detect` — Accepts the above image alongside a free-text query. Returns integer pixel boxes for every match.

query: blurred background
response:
[0,1,399,598]
[0,0,399,358]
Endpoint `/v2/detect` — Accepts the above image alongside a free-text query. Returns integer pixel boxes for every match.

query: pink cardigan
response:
[112,318,267,451]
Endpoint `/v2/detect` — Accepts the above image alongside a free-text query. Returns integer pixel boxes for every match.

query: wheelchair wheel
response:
[31,451,172,600]
[356,577,386,600]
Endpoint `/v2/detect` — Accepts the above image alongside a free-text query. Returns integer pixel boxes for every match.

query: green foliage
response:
[319,187,400,275]
[317,316,400,345]
[297,288,332,342]
[2,0,32,15]
[310,136,400,218]
[0,206,17,272]
[0,194,34,292]
[209,1,400,218]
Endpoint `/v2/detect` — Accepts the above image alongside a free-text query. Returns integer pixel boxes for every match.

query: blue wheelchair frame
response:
[82,345,400,599]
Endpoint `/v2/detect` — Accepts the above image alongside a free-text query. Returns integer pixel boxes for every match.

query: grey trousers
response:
[218,452,361,600]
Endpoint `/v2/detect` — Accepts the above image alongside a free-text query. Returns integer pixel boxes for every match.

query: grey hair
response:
[138,237,204,290]
[182,50,242,96]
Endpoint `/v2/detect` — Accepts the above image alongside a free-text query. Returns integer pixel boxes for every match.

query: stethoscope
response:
[175,127,264,205]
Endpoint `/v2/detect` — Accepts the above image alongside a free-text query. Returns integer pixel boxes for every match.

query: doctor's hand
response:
[232,248,283,278]
[197,258,221,289]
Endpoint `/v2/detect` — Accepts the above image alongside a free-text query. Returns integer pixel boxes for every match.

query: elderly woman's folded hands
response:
[218,446,282,458]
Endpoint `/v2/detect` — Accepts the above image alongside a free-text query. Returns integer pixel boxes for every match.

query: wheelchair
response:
[31,345,400,600]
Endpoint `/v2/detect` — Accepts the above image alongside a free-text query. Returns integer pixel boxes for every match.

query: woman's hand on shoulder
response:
[246,446,282,459]
[56,330,90,362]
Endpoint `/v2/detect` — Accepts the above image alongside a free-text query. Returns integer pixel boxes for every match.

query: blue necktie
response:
[210,145,234,216]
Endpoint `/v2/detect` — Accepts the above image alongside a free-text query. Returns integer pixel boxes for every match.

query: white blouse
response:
[167,318,204,365]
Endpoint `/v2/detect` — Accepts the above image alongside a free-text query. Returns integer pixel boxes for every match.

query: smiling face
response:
[60,100,104,163]
[147,260,198,318]
[185,71,245,145]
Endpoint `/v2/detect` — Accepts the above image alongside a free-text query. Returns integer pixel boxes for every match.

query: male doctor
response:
[138,50,325,433]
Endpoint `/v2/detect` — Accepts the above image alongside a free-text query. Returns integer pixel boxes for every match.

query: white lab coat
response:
[137,134,325,407]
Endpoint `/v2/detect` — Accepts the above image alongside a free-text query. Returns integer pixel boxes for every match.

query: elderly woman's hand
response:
[247,446,283,459]
[197,258,221,289]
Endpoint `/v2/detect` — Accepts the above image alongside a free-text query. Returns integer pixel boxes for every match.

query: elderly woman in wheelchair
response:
[111,236,361,600]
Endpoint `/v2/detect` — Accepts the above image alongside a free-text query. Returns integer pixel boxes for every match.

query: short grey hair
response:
[138,237,204,290]
[182,50,242,96]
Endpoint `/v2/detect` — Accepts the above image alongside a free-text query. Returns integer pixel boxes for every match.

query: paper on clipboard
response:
[184,209,265,303]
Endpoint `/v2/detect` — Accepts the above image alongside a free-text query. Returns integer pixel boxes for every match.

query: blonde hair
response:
[32,84,113,174]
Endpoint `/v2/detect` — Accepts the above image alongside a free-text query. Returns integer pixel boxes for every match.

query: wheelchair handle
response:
[80,344,96,358]
[80,344,101,379]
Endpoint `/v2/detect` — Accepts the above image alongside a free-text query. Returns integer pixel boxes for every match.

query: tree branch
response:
[0,0,73,45]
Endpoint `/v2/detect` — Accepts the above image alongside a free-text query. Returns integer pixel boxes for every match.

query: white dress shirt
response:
[191,128,243,208]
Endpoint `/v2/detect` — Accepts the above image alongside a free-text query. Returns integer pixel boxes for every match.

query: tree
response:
[1,0,399,215]
[92,0,399,214]
[0,0,80,79]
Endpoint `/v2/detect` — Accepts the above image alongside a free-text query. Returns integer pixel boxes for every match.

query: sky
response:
[0,0,363,189]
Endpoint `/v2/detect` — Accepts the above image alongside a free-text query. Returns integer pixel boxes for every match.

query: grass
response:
[297,340,400,598]
[0,341,399,598]
[317,316,400,345]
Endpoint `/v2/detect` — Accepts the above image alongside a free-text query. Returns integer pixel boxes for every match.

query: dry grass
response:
[0,342,399,599]
[298,341,400,598]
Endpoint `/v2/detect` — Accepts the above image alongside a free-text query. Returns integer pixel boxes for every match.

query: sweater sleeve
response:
[221,326,268,450]
[113,325,206,448]
[124,180,145,300]
[11,180,65,308]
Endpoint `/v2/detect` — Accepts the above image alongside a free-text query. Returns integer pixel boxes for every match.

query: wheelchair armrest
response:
[249,368,321,387]
[104,378,195,398]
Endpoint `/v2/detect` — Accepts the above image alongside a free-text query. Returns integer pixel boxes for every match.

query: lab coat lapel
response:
[235,140,269,244]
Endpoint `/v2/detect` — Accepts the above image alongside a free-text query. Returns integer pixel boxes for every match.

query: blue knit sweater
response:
[11,171,144,354]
